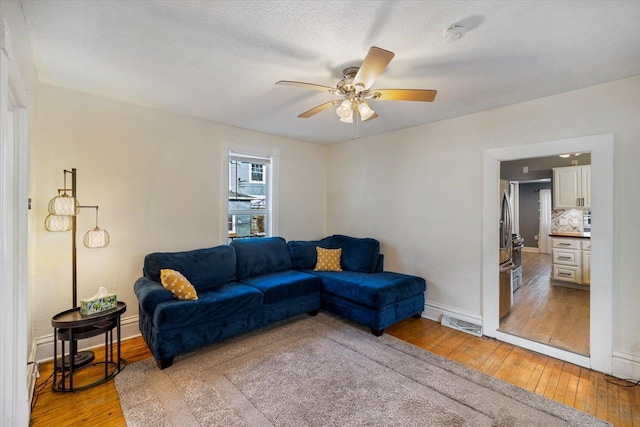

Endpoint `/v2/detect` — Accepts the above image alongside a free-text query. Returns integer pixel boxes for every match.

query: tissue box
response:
[80,293,117,315]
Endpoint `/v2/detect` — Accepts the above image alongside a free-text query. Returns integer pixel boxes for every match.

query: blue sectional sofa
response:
[134,235,426,369]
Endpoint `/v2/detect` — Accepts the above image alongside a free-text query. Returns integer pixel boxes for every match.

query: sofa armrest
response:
[134,277,174,314]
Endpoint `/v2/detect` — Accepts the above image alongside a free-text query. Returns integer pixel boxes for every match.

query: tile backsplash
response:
[551,209,584,232]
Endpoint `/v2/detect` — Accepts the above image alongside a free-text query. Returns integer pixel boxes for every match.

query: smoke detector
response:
[443,25,466,42]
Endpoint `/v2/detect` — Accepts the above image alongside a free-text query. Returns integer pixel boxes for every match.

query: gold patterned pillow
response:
[314,247,342,272]
[160,269,198,300]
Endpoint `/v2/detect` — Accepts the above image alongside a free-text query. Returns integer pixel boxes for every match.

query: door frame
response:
[482,133,614,373]
[1,17,31,424]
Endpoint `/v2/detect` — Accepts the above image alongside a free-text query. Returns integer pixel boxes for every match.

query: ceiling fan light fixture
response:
[276,46,437,124]
[357,101,375,121]
[336,99,352,119]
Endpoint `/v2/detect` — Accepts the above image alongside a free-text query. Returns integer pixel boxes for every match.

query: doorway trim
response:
[482,133,614,373]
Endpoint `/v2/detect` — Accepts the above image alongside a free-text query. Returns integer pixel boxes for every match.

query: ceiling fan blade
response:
[353,46,395,90]
[276,80,335,92]
[298,100,338,118]
[373,89,437,102]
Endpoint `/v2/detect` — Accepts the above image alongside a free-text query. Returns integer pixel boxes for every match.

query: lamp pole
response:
[70,168,78,308]
[66,168,95,368]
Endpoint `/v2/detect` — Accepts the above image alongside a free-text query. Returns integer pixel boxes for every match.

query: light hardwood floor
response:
[499,251,590,355]
[31,317,639,426]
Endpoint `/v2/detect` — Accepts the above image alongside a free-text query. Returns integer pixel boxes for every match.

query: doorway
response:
[498,161,590,356]
[482,134,613,373]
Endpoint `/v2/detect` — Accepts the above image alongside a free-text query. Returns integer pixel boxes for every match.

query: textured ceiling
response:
[19,0,640,144]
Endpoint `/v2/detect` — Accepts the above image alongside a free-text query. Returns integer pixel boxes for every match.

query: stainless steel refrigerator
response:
[499,180,514,318]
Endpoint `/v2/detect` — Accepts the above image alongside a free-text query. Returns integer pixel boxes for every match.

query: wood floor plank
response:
[480,342,513,377]
[616,385,634,427]
[524,353,549,392]
[554,362,573,405]
[562,363,581,408]
[595,369,609,421]
[573,367,590,412]
[542,358,564,399]
[606,377,621,426]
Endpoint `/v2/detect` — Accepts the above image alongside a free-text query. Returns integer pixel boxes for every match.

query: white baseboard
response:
[522,246,540,253]
[423,300,483,330]
[35,315,141,363]
[612,350,640,381]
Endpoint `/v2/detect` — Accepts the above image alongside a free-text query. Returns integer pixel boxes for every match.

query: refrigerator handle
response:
[499,260,515,272]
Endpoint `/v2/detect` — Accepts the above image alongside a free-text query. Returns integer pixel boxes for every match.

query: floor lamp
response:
[45,168,110,368]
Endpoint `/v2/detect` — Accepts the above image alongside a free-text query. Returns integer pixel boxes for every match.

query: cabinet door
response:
[553,167,581,208]
[581,166,591,208]
[582,251,591,285]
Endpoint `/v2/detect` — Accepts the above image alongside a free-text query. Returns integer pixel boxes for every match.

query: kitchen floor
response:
[498,251,590,356]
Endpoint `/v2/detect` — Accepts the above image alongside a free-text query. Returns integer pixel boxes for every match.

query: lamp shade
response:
[44,214,72,232]
[48,195,79,216]
[336,100,352,119]
[83,228,110,248]
[357,101,375,121]
[339,113,353,123]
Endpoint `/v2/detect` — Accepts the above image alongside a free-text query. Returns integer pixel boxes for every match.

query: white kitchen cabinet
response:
[553,165,591,209]
[551,237,590,285]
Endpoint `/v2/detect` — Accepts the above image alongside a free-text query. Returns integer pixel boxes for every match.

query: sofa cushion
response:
[327,235,380,273]
[153,282,264,331]
[310,271,426,308]
[240,270,321,305]
[160,269,198,300]
[231,237,293,280]
[144,245,236,293]
[314,247,342,271]
[287,238,332,270]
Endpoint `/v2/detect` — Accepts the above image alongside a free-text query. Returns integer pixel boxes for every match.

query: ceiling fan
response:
[276,46,437,124]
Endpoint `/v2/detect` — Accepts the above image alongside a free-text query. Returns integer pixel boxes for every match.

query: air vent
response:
[441,315,482,337]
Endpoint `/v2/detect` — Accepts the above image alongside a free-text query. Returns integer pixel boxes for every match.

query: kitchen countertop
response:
[549,231,591,238]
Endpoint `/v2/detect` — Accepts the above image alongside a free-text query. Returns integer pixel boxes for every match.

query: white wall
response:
[30,83,328,354]
[327,75,640,376]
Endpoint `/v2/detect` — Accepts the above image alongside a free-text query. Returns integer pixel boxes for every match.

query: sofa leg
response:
[156,357,174,370]
[371,328,384,337]
[412,313,422,319]
[308,309,319,316]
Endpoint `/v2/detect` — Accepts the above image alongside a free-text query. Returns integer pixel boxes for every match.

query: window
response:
[227,152,272,243]
[250,163,265,183]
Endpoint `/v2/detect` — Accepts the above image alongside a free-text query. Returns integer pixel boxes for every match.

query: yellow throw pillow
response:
[314,247,342,272]
[160,269,198,300]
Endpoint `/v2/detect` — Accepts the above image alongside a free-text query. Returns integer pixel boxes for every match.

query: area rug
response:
[115,313,609,426]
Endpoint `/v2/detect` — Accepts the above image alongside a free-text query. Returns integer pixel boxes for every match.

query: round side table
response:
[51,301,127,392]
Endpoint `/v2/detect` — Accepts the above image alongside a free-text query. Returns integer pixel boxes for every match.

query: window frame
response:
[221,142,279,244]
[249,163,265,183]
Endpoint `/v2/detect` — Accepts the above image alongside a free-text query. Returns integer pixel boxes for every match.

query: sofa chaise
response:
[134,235,426,369]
